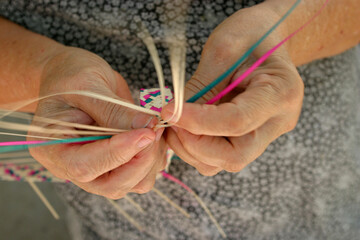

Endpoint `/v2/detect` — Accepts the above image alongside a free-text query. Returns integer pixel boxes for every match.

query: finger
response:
[131,138,168,194]
[81,140,161,199]
[173,117,287,172]
[72,89,157,130]
[60,71,157,130]
[165,128,222,176]
[162,74,291,137]
[30,128,156,183]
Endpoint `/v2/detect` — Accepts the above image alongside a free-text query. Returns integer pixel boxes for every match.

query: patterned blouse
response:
[1,0,360,239]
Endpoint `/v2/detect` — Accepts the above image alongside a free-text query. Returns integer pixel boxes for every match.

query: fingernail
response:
[155,128,164,141]
[137,137,154,148]
[132,114,155,129]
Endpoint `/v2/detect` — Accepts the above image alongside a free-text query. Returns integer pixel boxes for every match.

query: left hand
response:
[161,4,304,176]
[29,47,166,198]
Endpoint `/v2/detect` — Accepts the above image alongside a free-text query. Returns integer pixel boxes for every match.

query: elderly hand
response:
[29,47,166,199]
[162,4,304,176]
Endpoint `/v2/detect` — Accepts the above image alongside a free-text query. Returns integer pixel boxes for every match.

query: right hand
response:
[29,47,167,199]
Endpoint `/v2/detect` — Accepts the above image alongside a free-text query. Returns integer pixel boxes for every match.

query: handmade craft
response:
[0,0,331,237]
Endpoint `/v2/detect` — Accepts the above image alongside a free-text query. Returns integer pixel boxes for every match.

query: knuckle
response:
[278,75,304,109]
[223,155,246,173]
[224,163,244,173]
[283,118,299,133]
[102,183,129,200]
[206,32,240,64]
[198,167,221,177]
[106,191,126,200]
[262,81,280,98]
[133,181,155,194]
[133,187,151,194]
[283,83,304,108]
[80,186,104,197]
[254,74,291,107]
[115,178,134,193]
[255,79,283,106]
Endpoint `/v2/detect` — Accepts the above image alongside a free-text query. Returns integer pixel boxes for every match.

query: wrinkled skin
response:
[30,4,304,198]
[161,5,304,176]
[29,48,167,199]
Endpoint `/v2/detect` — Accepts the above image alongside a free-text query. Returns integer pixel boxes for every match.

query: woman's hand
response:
[162,4,304,176]
[29,47,167,199]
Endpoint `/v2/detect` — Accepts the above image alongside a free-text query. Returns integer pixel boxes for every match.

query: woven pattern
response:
[0,162,66,182]
[140,87,173,112]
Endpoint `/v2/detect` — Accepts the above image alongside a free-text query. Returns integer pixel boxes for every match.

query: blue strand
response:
[0,1,302,151]
[186,0,301,103]
[0,135,112,153]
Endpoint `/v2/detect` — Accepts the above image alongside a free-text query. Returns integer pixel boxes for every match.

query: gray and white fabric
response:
[1,0,360,239]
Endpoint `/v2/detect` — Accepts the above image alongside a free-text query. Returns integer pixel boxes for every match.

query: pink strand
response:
[161,171,193,193]
[207,0,330,104]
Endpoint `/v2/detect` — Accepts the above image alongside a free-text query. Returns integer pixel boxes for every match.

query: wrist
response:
[263,0,359,66]
[0,18,67,111]
[236,3,293,63]
[257,0,316,65]
[255,1,294,54]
